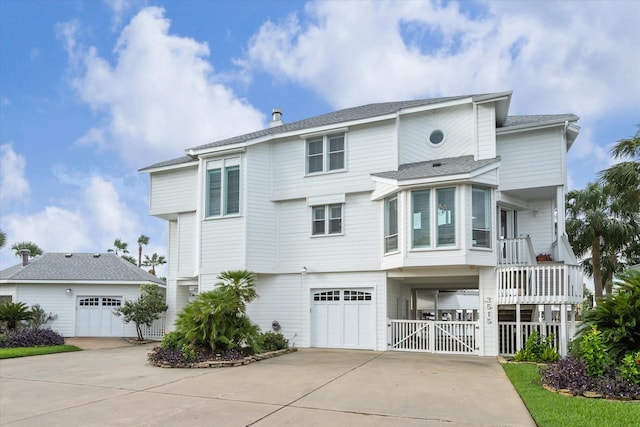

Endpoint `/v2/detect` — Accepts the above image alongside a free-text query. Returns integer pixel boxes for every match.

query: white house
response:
[140,91,583,356]
[0,251,166,338]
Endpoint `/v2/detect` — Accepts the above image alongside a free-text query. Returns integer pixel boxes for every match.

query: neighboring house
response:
[140,91,583,356]
[0,251,165,337]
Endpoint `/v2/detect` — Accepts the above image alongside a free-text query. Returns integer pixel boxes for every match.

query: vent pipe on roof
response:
[20,249,30,266]
[269,108,283,128]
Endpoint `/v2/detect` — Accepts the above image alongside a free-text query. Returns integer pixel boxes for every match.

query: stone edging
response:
[149,347,297,368]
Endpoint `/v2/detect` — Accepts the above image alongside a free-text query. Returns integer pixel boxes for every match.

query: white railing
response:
[497,237,536,266]
[499,321,581,356]
[140,316,167,341]
[497,264,583,304]
[389,320,479,354]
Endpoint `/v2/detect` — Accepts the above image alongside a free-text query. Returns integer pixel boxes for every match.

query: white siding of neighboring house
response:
[246,142,278,272]
[399,104,474,165]
[497,127,565,191]
[476,103,497,160]
[177,212,196,277]
[517,199,557,255]
[12,284,140,337]
[149,166,197,216]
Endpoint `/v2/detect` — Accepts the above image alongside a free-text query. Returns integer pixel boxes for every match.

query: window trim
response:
[311,204,343,236]
[305,133,346,175]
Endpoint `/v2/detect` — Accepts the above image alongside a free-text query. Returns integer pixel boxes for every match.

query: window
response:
[306,133,345,174]
[412,190,430,248]
[344,290,372,301]
[472,187,491,248]
[384,195,398,253]
[206,159,240,217]
[436,188,456,247]
[313,290,340,301]
[312,204,343,235]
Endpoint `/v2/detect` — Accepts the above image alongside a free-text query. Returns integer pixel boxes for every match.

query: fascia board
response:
[398,98,473,115]
[139,161,198,174]
[497,120,573,135]
[0,279,166,287]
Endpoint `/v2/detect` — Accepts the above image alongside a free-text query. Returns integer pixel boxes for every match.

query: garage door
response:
[76,297,124,337]
[311,289,375,350]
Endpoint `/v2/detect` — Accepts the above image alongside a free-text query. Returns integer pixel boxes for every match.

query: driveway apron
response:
[0,346,535,426]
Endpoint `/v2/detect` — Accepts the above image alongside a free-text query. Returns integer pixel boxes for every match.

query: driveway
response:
[0,345,535,426]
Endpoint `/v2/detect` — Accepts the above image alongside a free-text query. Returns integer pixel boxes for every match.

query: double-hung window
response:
[306,133,345,174]
[206,158,240,217]
[472,187,491,248]
[436,188,456,247]
[312,204,343,235]
[384,195,398,253]
[412,190,431,248]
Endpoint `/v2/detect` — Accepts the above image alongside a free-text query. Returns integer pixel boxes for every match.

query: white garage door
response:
[76,297,124,337]
[311,289,375,350]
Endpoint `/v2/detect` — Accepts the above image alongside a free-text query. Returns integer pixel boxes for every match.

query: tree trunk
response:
[136,324,144,341]
[591,238,603,299]
[138,246,142,267]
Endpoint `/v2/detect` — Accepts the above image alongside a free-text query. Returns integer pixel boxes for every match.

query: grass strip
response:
[0,345,82,359]
[502,363,639,427]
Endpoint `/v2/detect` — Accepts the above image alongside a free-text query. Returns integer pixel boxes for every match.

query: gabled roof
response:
[372,155,500,181]
[140,91,513,172]
[0,253,165,285]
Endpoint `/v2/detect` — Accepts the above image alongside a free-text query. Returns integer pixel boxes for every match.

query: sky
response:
[1,0,639,272]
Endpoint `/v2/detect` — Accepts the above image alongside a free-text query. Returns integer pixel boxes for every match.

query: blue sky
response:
[1,0,639,271]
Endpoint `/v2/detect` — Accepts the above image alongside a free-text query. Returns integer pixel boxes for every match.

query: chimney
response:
[269,108,283,128]
[20,249,30,266]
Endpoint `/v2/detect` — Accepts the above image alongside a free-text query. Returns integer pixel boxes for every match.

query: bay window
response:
[436,188,456,247]
[472,187,491,248]
[385,195,398,253]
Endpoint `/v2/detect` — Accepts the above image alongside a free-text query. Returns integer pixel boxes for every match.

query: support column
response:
[515,303,521,352]
[559,303,567,356]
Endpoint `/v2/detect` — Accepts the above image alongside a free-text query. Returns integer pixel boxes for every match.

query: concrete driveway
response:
[0,345,535,426]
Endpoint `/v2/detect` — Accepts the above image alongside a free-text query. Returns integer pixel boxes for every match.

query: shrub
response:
[29,304,57,329]
[618,351,640,385]
[0,302,33,330]
[0,328,65,348]
[513,331,559,363]
[173,270,262,354]
[260,331,289,351]
[577,327,609,377]
[580,269,640,361]
[113,284,168,340]
[161,330,183,350]
[540,356,595,396]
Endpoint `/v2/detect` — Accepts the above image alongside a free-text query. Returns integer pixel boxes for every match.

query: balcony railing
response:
[497,264,583,305]
[497,237,536,266]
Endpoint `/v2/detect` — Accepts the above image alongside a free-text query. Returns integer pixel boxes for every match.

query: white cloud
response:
[61,6,265,167]
[243,0,640,117]
[0,144,30,204]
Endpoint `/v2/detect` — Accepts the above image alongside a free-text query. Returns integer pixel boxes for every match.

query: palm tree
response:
[566,182,636,299]
[143,253,166,276]
[216,270,258,314]
[11,241,43,257]
[0,229,6,248]
[137,234,150,267]
[599,124,640,211]
[0,301,33,330]
[113,238,129,255]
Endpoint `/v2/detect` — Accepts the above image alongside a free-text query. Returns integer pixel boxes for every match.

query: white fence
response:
[389,320,479,354]
[139,316,167,341]
[498,321,581,356]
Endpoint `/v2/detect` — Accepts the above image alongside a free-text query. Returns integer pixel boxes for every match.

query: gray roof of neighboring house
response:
[0,253,165,285]
[372,155,500,181]
[502,114,579,128]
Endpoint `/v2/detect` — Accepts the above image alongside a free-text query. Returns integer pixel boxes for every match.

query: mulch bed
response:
[148,347,297,368]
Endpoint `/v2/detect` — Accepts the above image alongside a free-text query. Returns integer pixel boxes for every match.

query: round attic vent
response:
[429,129,444,145]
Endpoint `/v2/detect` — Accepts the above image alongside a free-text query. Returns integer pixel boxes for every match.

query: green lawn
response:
[0,345,82,359]
[502,363,640,427]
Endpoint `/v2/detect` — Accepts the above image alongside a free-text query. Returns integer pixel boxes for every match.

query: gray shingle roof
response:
[0,253,165,285]
[502,114,579,128]
[140,92,513,171]
[372,155,500,181]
